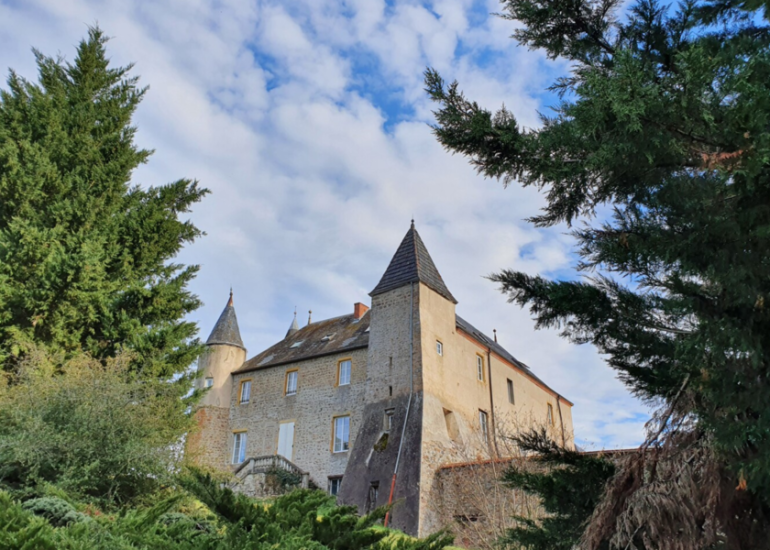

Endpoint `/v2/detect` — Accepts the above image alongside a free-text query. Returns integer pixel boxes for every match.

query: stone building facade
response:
[188,222,575,538]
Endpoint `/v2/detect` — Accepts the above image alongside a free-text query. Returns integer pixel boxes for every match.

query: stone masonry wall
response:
[187,406,231,470]
[229,346,369,490]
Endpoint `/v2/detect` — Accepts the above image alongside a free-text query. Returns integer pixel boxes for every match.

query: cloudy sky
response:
[0,0,650,449]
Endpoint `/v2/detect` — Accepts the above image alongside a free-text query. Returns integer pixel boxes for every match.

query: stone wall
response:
[340,283,424,535]
[229,346,369,490]
[433,458,543,550]
[187,405,231,470]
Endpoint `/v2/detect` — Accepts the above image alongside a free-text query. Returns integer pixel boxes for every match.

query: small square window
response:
[436,341,443,356]
[204,377,213,388]
[286,370,298,396]
[507,379,515,405]
[328,476,343,496]
[333,416,350,453]
[239,380,251,404]
[338,359,351,386]
[232,432,247,464]
[476,355,484,381]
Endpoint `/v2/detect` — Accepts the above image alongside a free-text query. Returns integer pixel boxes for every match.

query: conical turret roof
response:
[285,309,300,338]
[206,290,245,350]
[370,222,457,303]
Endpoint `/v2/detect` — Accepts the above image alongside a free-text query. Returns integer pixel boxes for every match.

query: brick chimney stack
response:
[353,302,369,319]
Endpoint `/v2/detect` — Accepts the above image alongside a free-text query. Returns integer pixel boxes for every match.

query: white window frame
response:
[436,340,443,356]
[479,410,489,442]
[333,415,350,453]
[239,380,251,404]
[232,432,247,464]
[477,355,484,381]
[338,359,352,386]
[285,370,298,396]
[204,377,213,388]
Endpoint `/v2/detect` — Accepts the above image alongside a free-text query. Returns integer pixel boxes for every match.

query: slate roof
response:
[206,292,246,350]
[233,311,370,374]
[370,223,457,304]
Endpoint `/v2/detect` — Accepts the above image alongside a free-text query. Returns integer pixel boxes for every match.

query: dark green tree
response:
[501,430,616,550]
[0,27,207,377]
[427,0,770,547]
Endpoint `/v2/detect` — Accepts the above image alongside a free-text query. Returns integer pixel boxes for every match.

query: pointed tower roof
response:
[370,221,457,303]
[285,308,299,338]
[206,290,246,350]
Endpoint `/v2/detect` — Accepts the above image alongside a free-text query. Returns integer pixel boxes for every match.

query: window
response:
[436,340,443,355]
[285,370,298,396]
[328,476,343,496]
[507,379,515,404]
[290,341,304,348]
[384,409,395,432]
[239,380,251,404]
[547,403,554,426]
[366,481,380,513]
[338,359,352,386]
[476,355,484,381]
[204,377,213,388]
[479,410,489,442]
[232,432,247,464]
[333,415,350,453]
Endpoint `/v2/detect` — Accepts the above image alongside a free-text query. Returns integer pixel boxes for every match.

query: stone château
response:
[187,222,574,537]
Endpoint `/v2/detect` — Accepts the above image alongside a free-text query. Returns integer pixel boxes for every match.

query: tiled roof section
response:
[456,315,572,404]
[234,311,370,374]
[370,223,457,304]
[206,293,245,350]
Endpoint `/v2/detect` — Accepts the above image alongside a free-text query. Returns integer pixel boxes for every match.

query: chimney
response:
[353,302,370,319]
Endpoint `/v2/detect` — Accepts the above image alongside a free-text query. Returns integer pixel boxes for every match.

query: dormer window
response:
[290,341,304,348]
[321,333,336,342]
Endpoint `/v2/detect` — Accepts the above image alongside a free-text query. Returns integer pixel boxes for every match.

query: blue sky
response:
[0,0,651,449]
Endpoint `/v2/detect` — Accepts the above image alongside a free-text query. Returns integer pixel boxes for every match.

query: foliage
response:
[0,26,208,377]
[0,348,193,505]
[22,496,89,527]
[426,0,770,547]
[500,429,616,550]
[0,491,57,550]
[0,473,453,550]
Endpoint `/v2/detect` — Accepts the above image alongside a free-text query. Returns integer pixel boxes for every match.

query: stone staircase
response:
[233,455,315,497]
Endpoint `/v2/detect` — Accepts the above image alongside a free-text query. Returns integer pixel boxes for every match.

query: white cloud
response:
[0,0,647,448]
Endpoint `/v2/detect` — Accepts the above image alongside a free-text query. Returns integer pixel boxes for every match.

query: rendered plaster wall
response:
[340,284,424,535]
[196,344,247,408]
[228,347,369,490]
[415,283,575,536]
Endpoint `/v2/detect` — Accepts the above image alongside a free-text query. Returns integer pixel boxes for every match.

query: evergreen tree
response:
[0,27,207,377]
[501,430,616,550]
[427,0,770,546]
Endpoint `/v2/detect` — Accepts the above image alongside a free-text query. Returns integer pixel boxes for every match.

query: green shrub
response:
[0,492,57,550]
[22,496,89,527]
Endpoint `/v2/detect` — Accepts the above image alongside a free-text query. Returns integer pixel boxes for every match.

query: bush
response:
[21,497,88,527]
[0,349,193,505]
